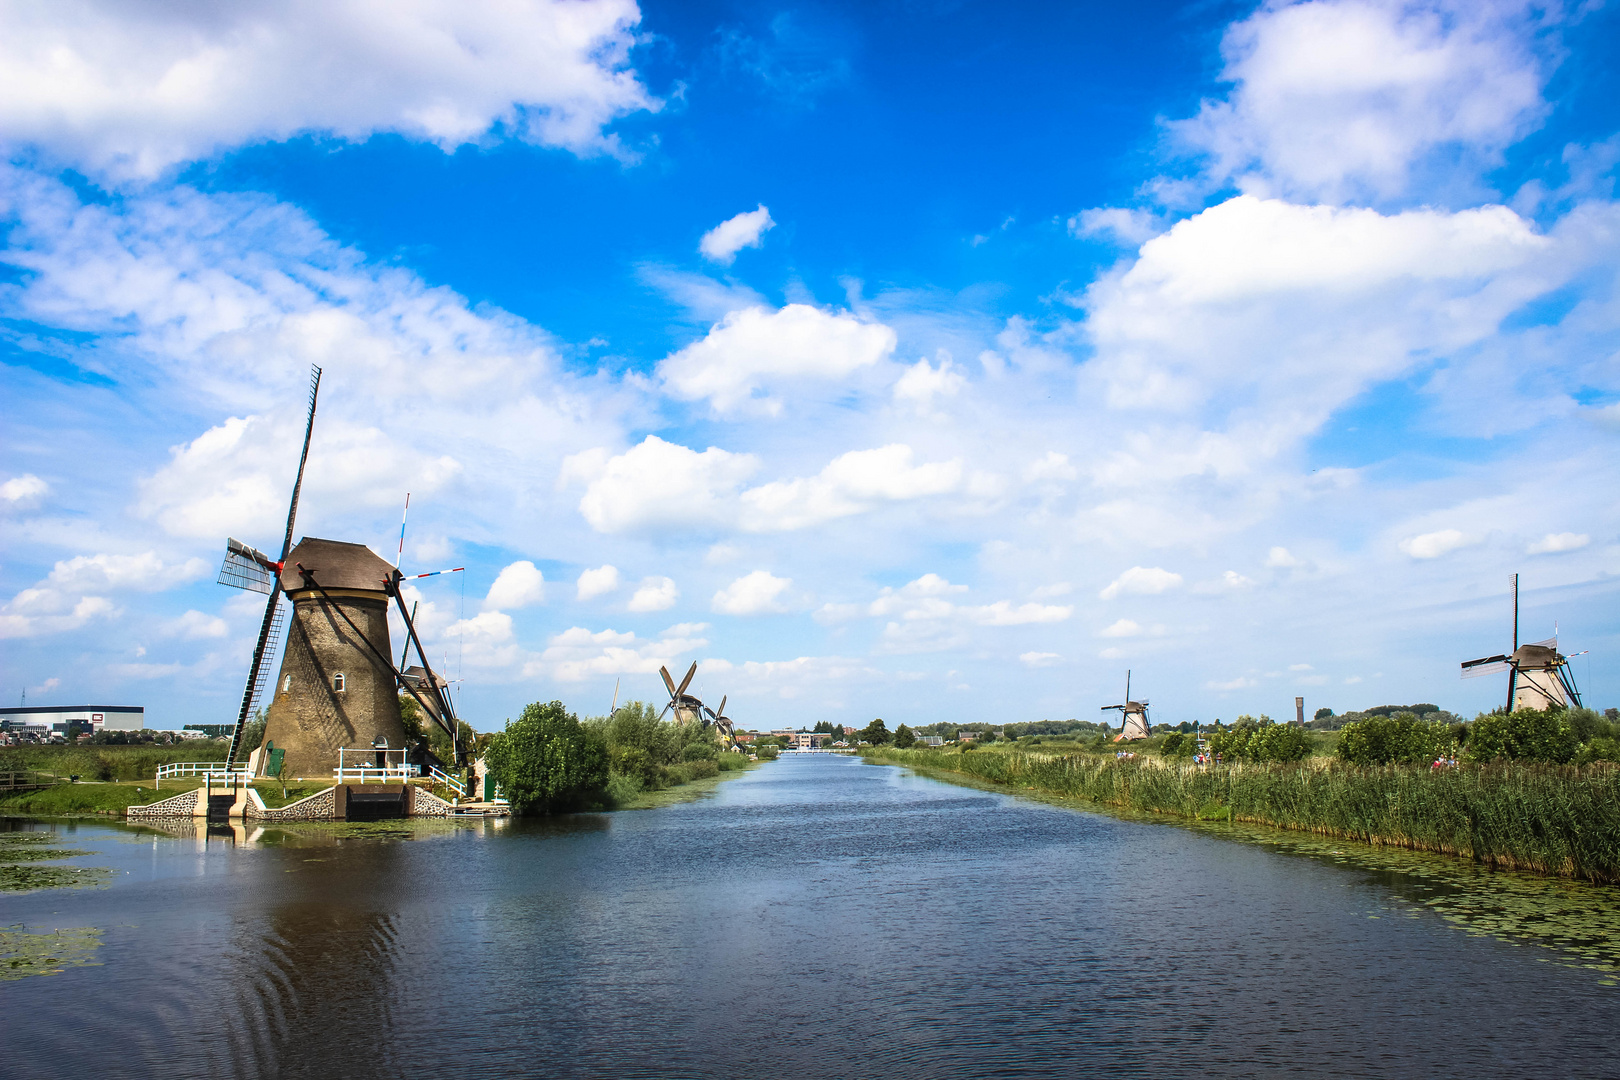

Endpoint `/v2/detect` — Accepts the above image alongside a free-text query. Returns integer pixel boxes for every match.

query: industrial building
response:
[0,705,144,737]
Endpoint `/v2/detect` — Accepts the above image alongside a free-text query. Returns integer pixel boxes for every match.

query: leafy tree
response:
[893,724,916,748]
[1314,707,1334,721]
[486,701,609,814]
[859,718,892,745]
[1160,731,1192,757]
[1466,709,1579,764]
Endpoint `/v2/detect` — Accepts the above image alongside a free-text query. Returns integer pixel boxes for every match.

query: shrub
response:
[1337,713,1450,766]
[485,701,609,814]
[1467,709,1579,764]
[681,741,718,763]
[893,724,916,749]
[1210,716,1310,762]
[1160,731,1192,757]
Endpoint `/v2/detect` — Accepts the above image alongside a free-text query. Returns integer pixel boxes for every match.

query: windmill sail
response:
[225,365,321,766]
[217,538,277,593]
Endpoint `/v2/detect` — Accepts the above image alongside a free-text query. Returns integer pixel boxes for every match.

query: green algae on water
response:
[0,925,103,980]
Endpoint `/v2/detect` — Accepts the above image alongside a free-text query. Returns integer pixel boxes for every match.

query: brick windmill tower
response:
[214,367,463,780]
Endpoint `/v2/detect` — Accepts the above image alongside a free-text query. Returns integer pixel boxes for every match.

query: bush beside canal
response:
[862,746,1620,883]
[484,700,756,815]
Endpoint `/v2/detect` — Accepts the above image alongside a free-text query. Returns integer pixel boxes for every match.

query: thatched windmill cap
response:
[279,537,395,594]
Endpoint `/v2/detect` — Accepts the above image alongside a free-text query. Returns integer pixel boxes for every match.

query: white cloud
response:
[1,474,48,504]
[1289,663,1314,672]
[1082,196,1551,422]
[739,445,964,532]
[0,0,658,180]
[1031,582,1073,599]
[1168,0,1551,202]
[1020,651,1062,667]
[628,576,679,612]
[712,570,793,615]
[1206,676,1257,691]
[4,551,209,636]
[484,561,545,611]
[565,436,760,535]
[699,204,775,264]
[1025,452,1078,483]
[1527,531,1589,555]
[1265,546,1303,568]
[1099,566,1183,600]
[576,564,621,600]
[1399,528,1477,559]
[657,304,897,416]
[893,352,966,413]
[166,609,229,639]
[532,622,708,682]
[1099,619,1142,638]
[1069,207,1165,246]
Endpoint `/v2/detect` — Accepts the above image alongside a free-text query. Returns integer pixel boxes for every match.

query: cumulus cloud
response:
[1168,0,1552,202]
[567,438,967,536]
[1020,651,1062,667]
[657,304,897,415]
[532,622,708,681]
[0,551,206,638]
[565,436,760,535]
[0,0,658,180]
[699,204,775,264]
[1527,531,1589,555]
[1099,566,1183,600]
[1082,196,1552,424]
[1266,547,1303,568]
[1099,619,1142,638]
[739,445,964,531]
[628,576,679,612]
[818,574,1071,653]
[576,564,621,600]
[712,570,793,615]
[165,609,230,639]
[1,474,48,504]
[893,352,966,413]
[1399,528,1477,559]
[484,561,545,611]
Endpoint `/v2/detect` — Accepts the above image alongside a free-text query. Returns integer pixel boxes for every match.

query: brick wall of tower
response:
[260,590,408,780]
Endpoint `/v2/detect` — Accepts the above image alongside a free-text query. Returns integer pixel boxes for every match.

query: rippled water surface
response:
[4,754,1617,1078]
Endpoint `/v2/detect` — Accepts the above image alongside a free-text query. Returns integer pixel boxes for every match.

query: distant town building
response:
[957,730,980,742]
[0,705,144,735]
[789,732,831,749]
[734,731,756,744]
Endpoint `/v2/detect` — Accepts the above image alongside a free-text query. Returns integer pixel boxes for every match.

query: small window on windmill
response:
[282,675,292,694]
[333,672,346,692]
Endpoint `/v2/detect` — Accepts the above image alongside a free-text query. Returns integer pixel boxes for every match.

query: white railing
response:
[428,765,465,796]
[333,765,415,784]
[157,762,248,780]
[334,746,413,785]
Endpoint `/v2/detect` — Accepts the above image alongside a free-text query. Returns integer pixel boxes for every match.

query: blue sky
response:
[2,0,1617,731]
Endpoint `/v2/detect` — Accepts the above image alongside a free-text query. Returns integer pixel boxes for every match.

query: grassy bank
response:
[0,743,228,783]
[863,746,1620,883]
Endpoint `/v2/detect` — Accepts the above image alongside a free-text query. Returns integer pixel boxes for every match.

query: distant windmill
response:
[658,662,707,725]
[1460,573,1584,712]
[214,370,465,778]
[704,695,738,748]
[1101,670,1151,741]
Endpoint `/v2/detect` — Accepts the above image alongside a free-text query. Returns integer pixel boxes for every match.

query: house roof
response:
[280,537,396,594]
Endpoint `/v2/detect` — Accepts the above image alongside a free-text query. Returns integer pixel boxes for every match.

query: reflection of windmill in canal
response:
[213,366,465,779]
[1101,670,1151,741]
[1460,573,1585,712]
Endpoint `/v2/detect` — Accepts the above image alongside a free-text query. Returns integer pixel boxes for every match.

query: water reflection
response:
[2,756,1616,1080]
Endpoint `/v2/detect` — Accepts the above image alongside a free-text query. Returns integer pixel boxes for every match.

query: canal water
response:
[3,754,1616,1078]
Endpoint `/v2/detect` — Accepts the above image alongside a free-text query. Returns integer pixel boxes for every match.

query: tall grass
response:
[0,742,229,782]
[865,747,1620,884]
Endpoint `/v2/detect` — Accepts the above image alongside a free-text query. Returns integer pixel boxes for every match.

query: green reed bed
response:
[864,748,1620,883]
